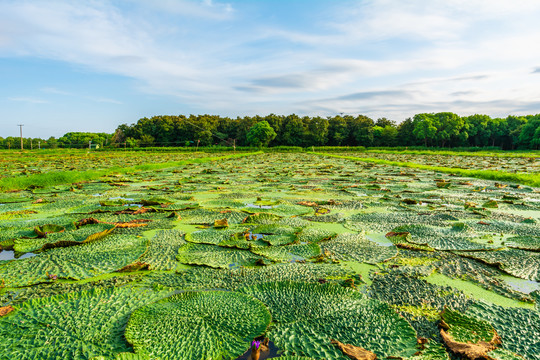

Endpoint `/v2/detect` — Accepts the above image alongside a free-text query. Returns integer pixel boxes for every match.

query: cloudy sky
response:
[1,0,540,138]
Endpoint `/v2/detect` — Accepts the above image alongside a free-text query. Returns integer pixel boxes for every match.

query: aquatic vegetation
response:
[0,150,537,359]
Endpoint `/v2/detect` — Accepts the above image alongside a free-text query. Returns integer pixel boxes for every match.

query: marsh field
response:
[0,149,539,360]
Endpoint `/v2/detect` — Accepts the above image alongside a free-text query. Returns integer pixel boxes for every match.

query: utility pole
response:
[17,124,24,150]
[38,141,41,150]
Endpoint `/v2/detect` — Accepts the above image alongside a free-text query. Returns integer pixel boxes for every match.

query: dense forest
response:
[1,112,539,149]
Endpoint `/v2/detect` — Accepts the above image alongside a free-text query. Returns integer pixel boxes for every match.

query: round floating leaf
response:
[176,242,264,269]
[125,291,271,360]
[239,281,418,359]
[0,287,167,359]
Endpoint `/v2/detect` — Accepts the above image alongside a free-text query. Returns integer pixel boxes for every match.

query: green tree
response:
[412,114,437,146]
[327,116,349,146]
[281,114,305,146]
[246,121,277,147]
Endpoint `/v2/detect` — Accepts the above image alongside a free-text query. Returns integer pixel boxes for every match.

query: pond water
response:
[0,250,38,261]
[499,275,540,294]
[246,204,274,209]
[365,232,395,247]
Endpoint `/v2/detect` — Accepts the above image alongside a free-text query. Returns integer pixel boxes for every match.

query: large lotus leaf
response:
[243,213,283,224]
[125,291,271,360]
[346,211,458,232]
[320,232,397,264]
[239,281,418,359]
[13,223,116,253]
[179,209,247,225]
[405,340,449,360]
[486,348,528,360]
[176,242,264,269]
[296,227,337,243]
[454,248,540,281]
[217,233,267,249]
[251,243,321,262]
[440,307,497,343]
[145,263,350,291]
[241,202,311,216]
[393,223,497,251]
[0,235,147,287]
[467,301,540,360]
[185,228,239,245]
[252,224,300,235]
[0,287,167,359]
[261,234,297,246]
[505,235,540,251]
[139,229,185,270]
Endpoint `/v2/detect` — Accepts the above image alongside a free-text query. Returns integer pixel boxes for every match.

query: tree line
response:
[1,112,539,149]
[112,113,540,149]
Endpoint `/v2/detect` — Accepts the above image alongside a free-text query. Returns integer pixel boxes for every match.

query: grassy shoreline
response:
[0,152,262,192]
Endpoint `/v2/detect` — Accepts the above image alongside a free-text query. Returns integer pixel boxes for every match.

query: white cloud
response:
[0,0,539,124]
[8,96,48,104]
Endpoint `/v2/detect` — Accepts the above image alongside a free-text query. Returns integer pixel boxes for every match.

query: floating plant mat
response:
[391,223,500,251]
[144,263,351,291]
[125,291,271,360]
[345,211,460,232]
[453,248,540,281]
[0,235,147,287]
[178,208,247,225]
[138,229,186,271]
[0,151,539,358]
[439,308,525,359]
[320,232,397,263]
[251,242,321,262]
[13,223,116,253]
[176,242,264,269]
[466,301,540,359]
[185,228,241,245]
[239,281,419,359]
[0,287,168,359]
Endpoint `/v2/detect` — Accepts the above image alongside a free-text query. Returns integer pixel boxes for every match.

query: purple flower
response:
[251,340,260,350]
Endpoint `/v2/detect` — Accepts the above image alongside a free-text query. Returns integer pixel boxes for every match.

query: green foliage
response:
[406,340,449,360]
[125,291,271,360]
[145,263,350,291]
[239,281,418,359]
[246,120,277,147]
[0,235,147,287]
[440,307,496,343]
[139,230,186,270]
[0,287,167,359]
[486,348,527,360]
[320,232,397,263]
[467,301,540,360]
[454,249,540,281]
[251,242,321,262]
[176,242,264,269]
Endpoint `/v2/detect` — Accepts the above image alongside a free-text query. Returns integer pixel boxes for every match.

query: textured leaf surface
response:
[239,281,418,359]
[0,235,147,287]
[320,232,397,263]
[125,291,271,360]
[0,287,167,360]
[176,242,264,269]
[138,229,185,270]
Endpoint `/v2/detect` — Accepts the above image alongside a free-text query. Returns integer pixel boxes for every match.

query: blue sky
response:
[1,0,540,138]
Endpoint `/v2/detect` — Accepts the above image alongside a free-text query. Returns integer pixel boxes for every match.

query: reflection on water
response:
[499,275,540,294]
[0,250,38,261]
